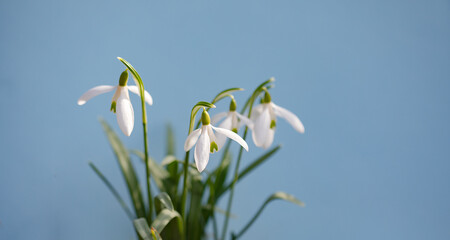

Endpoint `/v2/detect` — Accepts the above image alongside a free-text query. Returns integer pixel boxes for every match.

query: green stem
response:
[221,129,248,240]
[221,85,263,240]
[181,151,190,222]
[117,58,153,224]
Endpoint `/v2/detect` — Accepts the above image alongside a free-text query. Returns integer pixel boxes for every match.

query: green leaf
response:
[187,168,205,240]
[134,218,162,240]
[154,192,174,213]
[151,209,184,236]
[222,145,281,194]
[88,162,134,220]
[232,192,304,240]
[189,101,215,133]
[166,123,176,156]
[131,150,170,193]
[100,119,146,218]
[211,87,244,104]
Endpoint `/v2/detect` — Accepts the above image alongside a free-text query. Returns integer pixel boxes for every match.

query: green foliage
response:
[232,192,304,240]
[99,119,146,219]
[89,79,304,240]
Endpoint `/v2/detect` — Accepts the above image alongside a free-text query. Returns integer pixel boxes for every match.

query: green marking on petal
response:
[210,141,218,153]
[118,70,128,86]
[110,101,117,113]
[270,120,276,129]
[232,128,238,133]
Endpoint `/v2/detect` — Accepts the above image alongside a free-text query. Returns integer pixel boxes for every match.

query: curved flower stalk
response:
[251,89,304,149]
[211,97,253,149]
[184,108,249,172]
[77,70,153,136]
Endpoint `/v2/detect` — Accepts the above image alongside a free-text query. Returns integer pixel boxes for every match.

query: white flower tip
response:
[77,99,86,105]
[211,104,216,108]
[117,56,123,60]
[269,77,276,82]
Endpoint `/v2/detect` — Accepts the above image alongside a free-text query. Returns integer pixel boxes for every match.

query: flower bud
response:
[118,70,128,86]
[201,108,211,125]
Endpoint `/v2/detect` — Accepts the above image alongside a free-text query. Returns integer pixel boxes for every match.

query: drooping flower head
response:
[77,70,153,136]
[184,108,248,172]
[251,88,304,149]
[211,97,253,149]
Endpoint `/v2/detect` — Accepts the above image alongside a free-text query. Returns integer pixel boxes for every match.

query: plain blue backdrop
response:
[1,0,449,239]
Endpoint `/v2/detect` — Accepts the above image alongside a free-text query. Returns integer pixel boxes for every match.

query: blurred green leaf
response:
[155,192,174,213]
[88,162,134,221]
[187,168,206,240]
[100,119,146,218]
[223,145,281,193]
[151,209,184,237]
[232,192,304,240]
[211,87,244,104]
[166,124,176,156]
[134,218,162,240]
[131,150,170,193]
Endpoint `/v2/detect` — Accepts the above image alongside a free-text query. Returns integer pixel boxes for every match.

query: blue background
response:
[1,0,449,239]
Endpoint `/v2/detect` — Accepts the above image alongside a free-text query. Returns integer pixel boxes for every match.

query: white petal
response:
[77,85,116,105]
[194,127,210,172]
[211,111,228,125]
[250,104,265,121]
[215,115,232,149]
[116,88,134,136]
[262,128,275,149]
[272,102,305,133]
[251,106,271,147]
[211,125,248,151]
[127,85,153,106]
[235,112,254,129]
[184,128,202,151]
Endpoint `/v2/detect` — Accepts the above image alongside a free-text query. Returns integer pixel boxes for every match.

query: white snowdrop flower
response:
[251,90,304,149]
[210,98,253,149]
[184,109,249,172]
[77,70,153,136]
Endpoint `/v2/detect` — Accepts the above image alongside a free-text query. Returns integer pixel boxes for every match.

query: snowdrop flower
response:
[184,109,249,172]
[251,90,304,149]
[77,70,153,136]
[211,98,253,149]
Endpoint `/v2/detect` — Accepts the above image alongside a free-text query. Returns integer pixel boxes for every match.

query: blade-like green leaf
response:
[166,123,176,156]
[155,192,175,213]
[222,145,281,194]
[189,101,215,133]
[151,209,184,236]
[88,162,134,221]
[232,192,304,240]
[131,150,169,192]
[211,87,244,104]
[187,168,205,240]
[100,119,146,218]
[134,218,162,240]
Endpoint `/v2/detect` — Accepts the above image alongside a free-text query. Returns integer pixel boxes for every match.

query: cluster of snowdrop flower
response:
[78,73,304,172]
